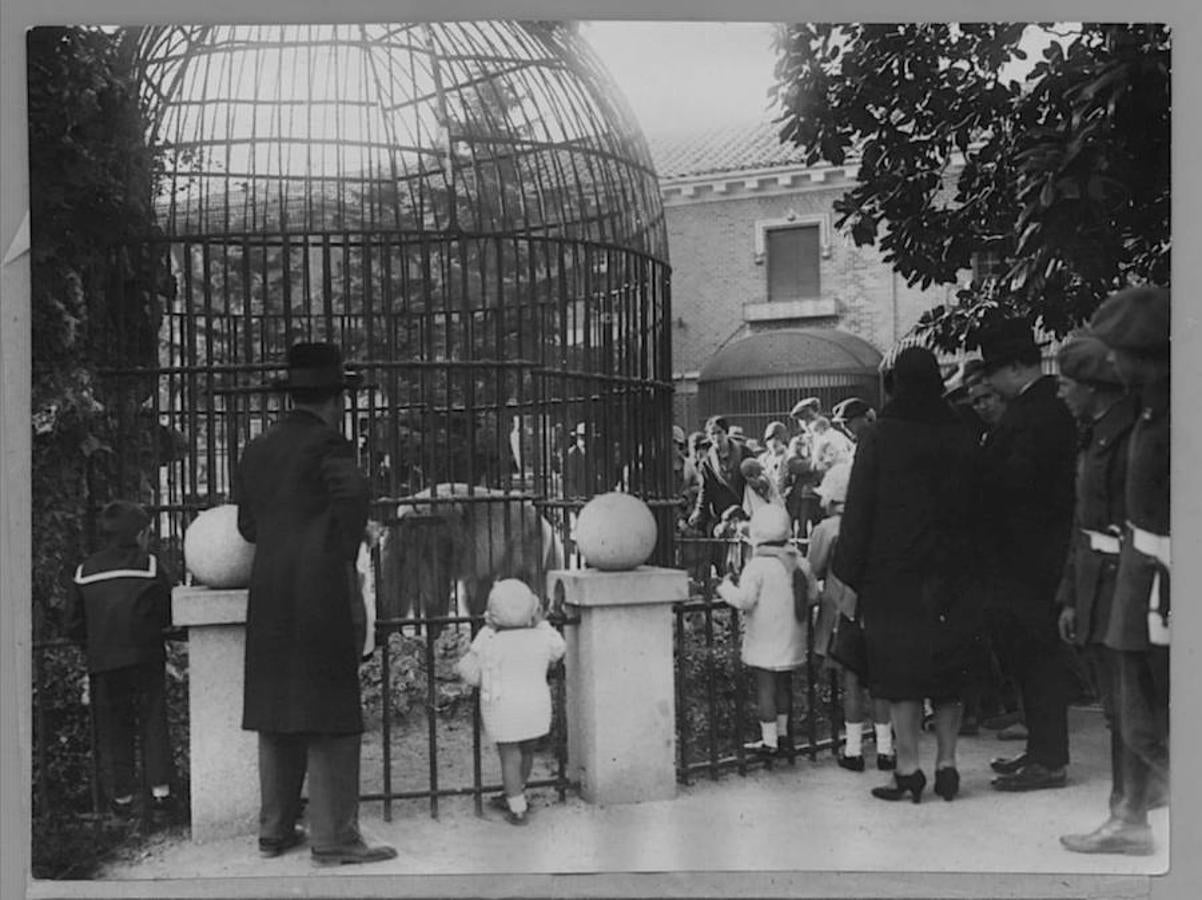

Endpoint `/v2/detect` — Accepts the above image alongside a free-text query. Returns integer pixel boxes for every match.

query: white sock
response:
[776,714,789,737]
[760,720,778,748]
[845,721,864,757]
[875,723,894,756]
[506,793,528,814]
[152,785,170,799]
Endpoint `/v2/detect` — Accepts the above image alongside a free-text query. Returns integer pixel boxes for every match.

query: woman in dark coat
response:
[832,347,983,803]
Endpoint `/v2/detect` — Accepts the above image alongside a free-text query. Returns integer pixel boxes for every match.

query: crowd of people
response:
[64,286,1168,864]
[675,287,1170,854]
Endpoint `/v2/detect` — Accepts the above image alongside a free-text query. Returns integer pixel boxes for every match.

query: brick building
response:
[647,119,967,433]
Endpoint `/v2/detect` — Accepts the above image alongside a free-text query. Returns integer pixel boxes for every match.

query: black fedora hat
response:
[974,317,1046,373]
[270,342,364,391]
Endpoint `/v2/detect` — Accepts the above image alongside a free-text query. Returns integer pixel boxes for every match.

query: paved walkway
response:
[55,707,1170,897]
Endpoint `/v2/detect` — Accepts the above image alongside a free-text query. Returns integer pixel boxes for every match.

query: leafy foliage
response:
[28,24,180,878]
[28,25,172,631]
[771,23,1170,349]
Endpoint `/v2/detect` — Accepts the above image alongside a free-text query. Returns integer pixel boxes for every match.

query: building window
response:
[971,248,1008,286]
[766,225,821,302]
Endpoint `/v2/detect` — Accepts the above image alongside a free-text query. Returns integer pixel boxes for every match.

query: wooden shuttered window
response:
[766,225,821,301]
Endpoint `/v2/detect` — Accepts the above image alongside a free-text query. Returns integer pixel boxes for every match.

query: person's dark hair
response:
[289,386,343,406]
[704,415,729,433]
[890,346,944,399]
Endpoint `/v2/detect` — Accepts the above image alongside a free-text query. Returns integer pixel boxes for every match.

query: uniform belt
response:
[1129,523,1171,567]
[1082,529,1121,555]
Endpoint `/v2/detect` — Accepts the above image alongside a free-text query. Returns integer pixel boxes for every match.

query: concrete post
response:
[549,565,688,805]
[171,586,258,842]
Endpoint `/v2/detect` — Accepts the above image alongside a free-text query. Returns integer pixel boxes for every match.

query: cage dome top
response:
[135,22,666,258]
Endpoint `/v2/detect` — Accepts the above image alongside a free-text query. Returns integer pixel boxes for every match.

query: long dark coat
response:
[235,408,369,734]
[979,376,1078,634]
[1055,394,1138,646]
[832,395,983,701]
[690,441,755,534]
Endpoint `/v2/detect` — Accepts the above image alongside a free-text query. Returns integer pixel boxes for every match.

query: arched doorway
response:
[697,328,883,439]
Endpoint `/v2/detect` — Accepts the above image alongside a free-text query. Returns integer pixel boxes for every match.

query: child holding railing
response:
[455,579,566,825]
[717,504,817,755]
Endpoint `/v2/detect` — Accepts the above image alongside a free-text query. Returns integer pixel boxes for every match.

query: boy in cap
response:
[235,342,396,865]
[786,397,824,534]
[66,500,176,820]
[975,317,1079,792]
[1061,286,1170,855]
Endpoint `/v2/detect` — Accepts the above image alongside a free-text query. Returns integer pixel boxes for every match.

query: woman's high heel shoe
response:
[871,769,926,803]
[934,766,960,801]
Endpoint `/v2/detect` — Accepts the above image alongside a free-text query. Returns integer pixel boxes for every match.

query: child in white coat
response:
[456,579,566,824]
[718,504,817,754]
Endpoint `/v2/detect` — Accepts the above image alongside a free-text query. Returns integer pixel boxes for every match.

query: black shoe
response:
[837,752,865,772]
[989,752,1027,775]
[149,794,176,823]
[109,797,134,819]
[260,826,306,859]
[871,769,926,803]
[311,841,398,867]
[992,763,1067,792]
[876,753,896,771]
[934,767,960,801]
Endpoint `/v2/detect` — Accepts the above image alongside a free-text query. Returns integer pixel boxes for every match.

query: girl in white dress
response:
[456,579,566,824]
[718,505,817,754]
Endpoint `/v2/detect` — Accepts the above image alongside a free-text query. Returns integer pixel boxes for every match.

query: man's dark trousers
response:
[1112,646,1169,824]
[259,732,361,851]
[994,609,1071,770]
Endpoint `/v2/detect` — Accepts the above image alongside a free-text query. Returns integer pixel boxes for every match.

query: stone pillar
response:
[550,565,688,805]
[172,586,258,842]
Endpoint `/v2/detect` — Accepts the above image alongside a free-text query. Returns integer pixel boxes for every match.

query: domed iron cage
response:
[100,23,676,620]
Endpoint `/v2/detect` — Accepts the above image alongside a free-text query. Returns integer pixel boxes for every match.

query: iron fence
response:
[672,535,843,784]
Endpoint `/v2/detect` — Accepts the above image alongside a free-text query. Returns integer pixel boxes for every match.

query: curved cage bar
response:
[114,22,675,600]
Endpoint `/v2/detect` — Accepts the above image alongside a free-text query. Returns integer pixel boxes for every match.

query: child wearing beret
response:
[456,579,566,824]
[65,500,176,820]
[718,505,817,754]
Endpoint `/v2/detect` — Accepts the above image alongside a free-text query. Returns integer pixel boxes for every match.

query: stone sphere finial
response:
[184,504,256,588]
[575,492,658,571]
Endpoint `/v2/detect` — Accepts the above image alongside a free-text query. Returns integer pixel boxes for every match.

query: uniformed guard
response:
[1051,332,1138,830]
[1061,286,1170,856]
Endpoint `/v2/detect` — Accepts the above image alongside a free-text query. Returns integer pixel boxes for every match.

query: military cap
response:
[1088,286,1170,358]
[1056,331,1123,386]
[790,397,822,418]
[832,397,873,424]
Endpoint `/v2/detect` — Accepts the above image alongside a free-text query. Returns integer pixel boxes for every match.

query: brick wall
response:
[664,184,958,382]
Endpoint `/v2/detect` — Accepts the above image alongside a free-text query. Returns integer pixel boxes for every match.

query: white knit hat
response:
[815,462,852,505]
[486,579,539,628]
[749,505,792,545]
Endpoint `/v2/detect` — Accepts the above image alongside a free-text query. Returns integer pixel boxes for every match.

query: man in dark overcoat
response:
[1061,286,1170,855]
[976,318,1078,792]
[234,342,396,866]
[1051,333,1138,823]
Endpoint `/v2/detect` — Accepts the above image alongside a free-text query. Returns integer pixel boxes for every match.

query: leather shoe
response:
[992,763,1067,792]
[876,753,896,771]
[989,752,1027,775]
[311,841,398,867]
[1060,818,1154,856]
[259,826,305,859]
[837,752,865,772]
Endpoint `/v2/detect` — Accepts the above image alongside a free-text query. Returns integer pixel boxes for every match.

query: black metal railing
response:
[363,609,578,821]
[672,536,843,785]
